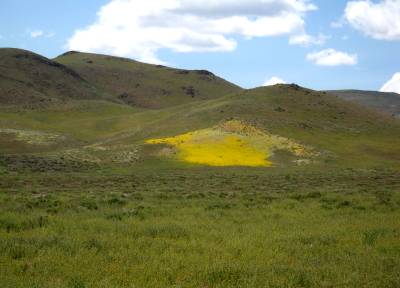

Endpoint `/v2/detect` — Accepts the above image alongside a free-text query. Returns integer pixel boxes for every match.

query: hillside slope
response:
[0,48,102,108]
[1,82,399,168]
[134,84,400,167]
[327,90,400,118]
[0,49,399,168]
[55,51,242,109]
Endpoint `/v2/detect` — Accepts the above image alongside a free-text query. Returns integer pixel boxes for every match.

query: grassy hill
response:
[55,51,242,109]
[134,84,400,168]
[0,78,399,168]
[327,89,400,118]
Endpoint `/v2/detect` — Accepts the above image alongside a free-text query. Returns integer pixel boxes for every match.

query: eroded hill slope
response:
[55,51,242,109]
[0,48,102,108]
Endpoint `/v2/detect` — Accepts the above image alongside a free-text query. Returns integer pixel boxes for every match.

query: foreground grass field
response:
[1,167,399,288]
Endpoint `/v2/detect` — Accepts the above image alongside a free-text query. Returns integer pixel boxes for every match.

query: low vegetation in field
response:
[55,144,141,165]
[146,120,317,167]
[0,128,66,146]
[0,168,399,287]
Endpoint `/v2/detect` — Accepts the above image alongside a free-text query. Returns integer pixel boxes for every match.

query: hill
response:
[327,89,400,118]
[1,77,399,168]
[55,51,242,109]
[0,48,103,108]
[138,84,400,168]
[0,48,241,110]
[0,49,399,168]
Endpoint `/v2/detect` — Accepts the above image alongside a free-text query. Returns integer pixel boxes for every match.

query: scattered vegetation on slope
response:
[0,128,66,146]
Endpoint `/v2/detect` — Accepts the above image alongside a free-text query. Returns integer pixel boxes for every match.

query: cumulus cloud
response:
[306,49,357,66]
[263,76,287,86]
[380,73,400,94]
[67,0,318,64]
[345,0,400,41]
[30,30,44,38]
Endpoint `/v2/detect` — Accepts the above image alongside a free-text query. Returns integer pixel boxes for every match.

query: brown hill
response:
[0,48,102,108]
[55,51,242,109]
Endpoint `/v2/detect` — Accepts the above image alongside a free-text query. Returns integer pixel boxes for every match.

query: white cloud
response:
[345,0,400,41]
[380,73,400,94]
[45,32,56,38]
[67,0,318,64]
[263,76,287,86]
[27,29,55,40]
[289,33,328,46]
[30,30,44,38]
[330,20,344,28]
[306,48,357,66]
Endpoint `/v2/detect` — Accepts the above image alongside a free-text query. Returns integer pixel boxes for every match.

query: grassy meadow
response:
[1,166,400,288]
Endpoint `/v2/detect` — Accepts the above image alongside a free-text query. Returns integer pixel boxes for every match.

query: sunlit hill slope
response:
[0,48,400,170]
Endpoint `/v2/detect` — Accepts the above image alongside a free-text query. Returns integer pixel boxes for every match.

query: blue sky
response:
[1,0,400,92]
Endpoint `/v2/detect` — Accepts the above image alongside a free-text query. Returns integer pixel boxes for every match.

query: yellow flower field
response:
[146,120,316,167]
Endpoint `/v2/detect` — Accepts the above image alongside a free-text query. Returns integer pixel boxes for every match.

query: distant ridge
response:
[327,89,400,118]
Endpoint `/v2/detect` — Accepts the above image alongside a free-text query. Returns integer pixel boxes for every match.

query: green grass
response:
[0,168,400,287]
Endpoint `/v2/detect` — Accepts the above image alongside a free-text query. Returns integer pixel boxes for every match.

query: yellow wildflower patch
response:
[146,120,316,167]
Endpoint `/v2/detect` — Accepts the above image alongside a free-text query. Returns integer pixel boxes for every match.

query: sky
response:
[0,0,400,92]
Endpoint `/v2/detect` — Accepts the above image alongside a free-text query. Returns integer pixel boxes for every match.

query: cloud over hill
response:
[306,49,357,66]
[67,0,317,64]
[381,73,400,94]
[263,76,287,86]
